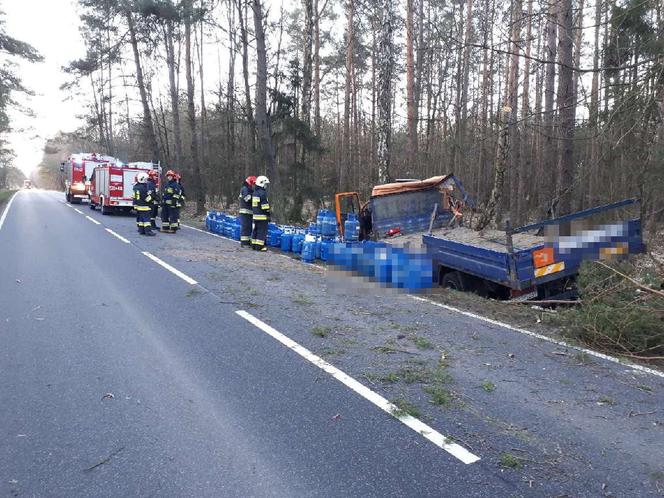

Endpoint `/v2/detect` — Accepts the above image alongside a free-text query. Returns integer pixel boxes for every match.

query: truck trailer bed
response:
[385,226,542,252]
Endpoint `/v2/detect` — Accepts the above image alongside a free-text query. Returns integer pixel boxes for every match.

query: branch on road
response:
[83,447,125,472]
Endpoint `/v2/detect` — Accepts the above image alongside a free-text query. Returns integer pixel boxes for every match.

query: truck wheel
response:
[442,271,466,292]
[100,198,109,215]
[89,201,96,210]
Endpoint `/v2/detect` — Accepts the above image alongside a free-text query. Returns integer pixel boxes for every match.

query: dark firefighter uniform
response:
[133,182,155,235]
[239,183,253,246]
[251,186,270,251]
[147,177,160,229]
[174,178,185,231]
[161,179,183,233]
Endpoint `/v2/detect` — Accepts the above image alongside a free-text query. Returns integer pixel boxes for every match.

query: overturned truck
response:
[334,175,644,300]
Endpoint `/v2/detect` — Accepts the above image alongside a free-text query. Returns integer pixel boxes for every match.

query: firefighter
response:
[173,173,185,232]
[239,176,256,247]
[161,170,182,233]
[147,169,160,230]
[251,175,270,251]
[133,172,156,236]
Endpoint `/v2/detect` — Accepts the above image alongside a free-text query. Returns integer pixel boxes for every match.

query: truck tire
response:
[442,271,466,292]
[89,201,96,210]
[100,197,109,215]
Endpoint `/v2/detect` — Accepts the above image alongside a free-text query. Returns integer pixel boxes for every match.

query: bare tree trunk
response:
[126,11,160,162]
[252,0,278,196]
[457,0,473,170]
[301,0,314,124]
[376,0,394,183]
[517,0,533,223]
[342,0,354,191]
[165,22,182,168]
[184,0,205,213]
[478,0,521,230]
[313,0,322,137]
[555,0,575,216]
[405,0,417,159]
[238,0,256,172]
[542,0,558,217]
[588,0,603,206]
[226,0,237,169]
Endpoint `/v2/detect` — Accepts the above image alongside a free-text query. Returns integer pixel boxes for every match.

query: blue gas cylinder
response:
[320,239,332,261]
[301,240,316,263]
[267,224,283,247]
[281,233,293,252]
[316,209,325,235]
[344,213,360,242]
[292,233,305,254]
[314,239,322,260]
[308,221,320,236]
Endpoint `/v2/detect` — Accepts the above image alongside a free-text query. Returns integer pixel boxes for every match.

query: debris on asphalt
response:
[83,446,125,472]
[101,393,115,400]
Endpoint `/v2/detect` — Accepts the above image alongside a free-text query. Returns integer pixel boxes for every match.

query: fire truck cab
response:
[89,162,158,215]
[61,153,119,204]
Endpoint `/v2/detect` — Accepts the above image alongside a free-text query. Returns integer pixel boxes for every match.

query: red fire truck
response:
[60,153,119,204]
[89,162,158,215]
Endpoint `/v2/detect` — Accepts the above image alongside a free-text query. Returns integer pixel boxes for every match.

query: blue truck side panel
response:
[423,218,644,291]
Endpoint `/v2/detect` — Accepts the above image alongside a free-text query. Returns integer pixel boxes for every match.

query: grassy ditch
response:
[0,189,16,208]
[561,259,664,363]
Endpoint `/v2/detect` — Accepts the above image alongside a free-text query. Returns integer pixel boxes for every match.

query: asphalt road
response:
[1,189,663,497]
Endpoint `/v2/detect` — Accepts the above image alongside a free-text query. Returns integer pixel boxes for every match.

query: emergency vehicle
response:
[60,153,119,204]
[89,162,158,215]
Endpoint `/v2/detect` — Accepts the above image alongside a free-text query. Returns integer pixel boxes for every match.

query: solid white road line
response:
[235,310,480,465]
[410,295,664,379]
[0,191,18,232]
[142,251,198,285]
[74,208,83,214]
[105,228,130,244]
[85,215,101,225]
[182,223,233,241]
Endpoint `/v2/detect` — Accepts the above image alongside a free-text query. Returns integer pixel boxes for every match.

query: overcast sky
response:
[4,0,85,176]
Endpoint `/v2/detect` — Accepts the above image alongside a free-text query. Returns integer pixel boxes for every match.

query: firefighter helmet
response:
[166,169,176,178]
[136,172,148,183]
[148,169,158,179]
[245,176,257,187]
[255,175,270,188]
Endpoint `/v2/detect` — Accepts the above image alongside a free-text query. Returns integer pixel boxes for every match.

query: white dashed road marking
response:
[235,309,481,465]
[105,228,130,244]
[142,251,198,285]
[85,215,101,225]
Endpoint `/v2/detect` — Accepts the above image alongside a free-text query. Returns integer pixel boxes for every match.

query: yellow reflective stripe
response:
[252,239,265,246]
[252,197,260,207]
[165,200,173,205]
[534,262,565,278]
[261,204,270,209]
[254,215,267,220]
[135,206,151,211]
[239,209,252,214]
[240,236,251,241]
[167,188,174,193]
